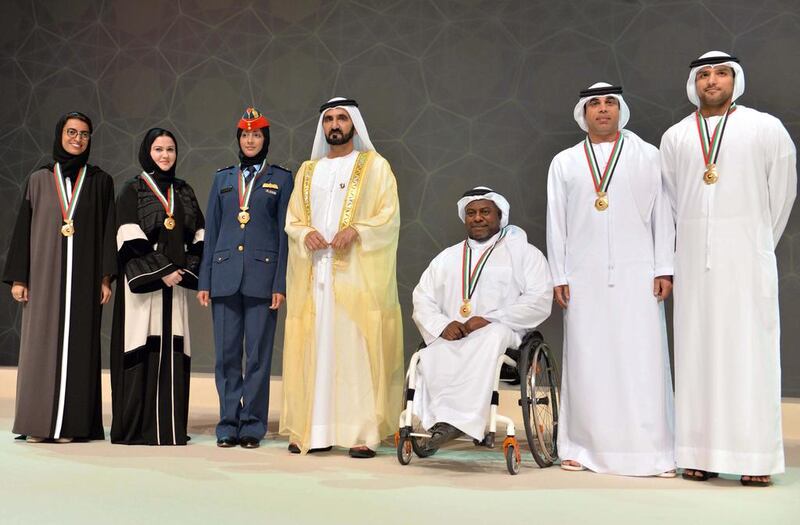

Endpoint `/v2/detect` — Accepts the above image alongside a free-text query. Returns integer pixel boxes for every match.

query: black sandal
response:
[740,476,771,487]
[681,469,719,481]
[348,447,376,458]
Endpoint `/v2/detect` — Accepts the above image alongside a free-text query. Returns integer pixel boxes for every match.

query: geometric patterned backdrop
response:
[2,0,799,395]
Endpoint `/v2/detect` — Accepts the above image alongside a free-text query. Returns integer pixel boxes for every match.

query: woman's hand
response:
[270,293,285,310]
[162,269,184,287]
[11,282,28,303]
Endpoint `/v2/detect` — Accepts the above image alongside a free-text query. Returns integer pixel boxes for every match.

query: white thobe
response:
[411,226,553,440]
[308,150,380,449]
[546,130,676,476]
[660,106,797,475]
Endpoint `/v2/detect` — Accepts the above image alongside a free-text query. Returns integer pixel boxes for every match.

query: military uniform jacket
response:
[198,163,292,298]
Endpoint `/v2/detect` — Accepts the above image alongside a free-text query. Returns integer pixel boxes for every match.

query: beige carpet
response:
[0,368,798,524]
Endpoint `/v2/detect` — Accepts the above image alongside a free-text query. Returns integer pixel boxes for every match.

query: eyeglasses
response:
[64,128,91,140]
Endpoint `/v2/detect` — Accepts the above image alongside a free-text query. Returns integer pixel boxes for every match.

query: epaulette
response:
[216,165,235,173]
[271,164,291,174]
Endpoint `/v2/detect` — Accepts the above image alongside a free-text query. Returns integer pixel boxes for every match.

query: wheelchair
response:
[394,330,560,475]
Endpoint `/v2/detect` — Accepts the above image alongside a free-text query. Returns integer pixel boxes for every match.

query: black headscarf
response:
[138,128,178,189]
[47,111,94,179]
[237,126,270,169]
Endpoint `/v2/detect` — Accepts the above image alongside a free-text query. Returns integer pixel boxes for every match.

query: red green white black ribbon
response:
[239,169,256,211]
[695,103,736,166]
[140,172,174,217]
[583,131,624,194]
[52,163,87,224]
[461,227,508,303]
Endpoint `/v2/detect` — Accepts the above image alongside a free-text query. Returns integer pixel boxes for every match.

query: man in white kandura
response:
[660,51,796,487]
[546,83,676,477]
[411,188,553,447]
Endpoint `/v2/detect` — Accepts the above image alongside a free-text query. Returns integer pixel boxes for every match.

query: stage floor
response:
[1,368,798,524]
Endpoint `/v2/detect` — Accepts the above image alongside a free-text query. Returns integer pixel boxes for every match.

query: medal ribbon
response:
[461,227,509,303]
[52,163,87,223]
[140,172,174,217]
[238,169,257,210]
[582,132,624,194]
[695,103,736,165]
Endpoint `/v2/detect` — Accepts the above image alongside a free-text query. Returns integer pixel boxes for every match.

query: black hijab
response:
[46,111,94,179]
[138,128,178,189]
[237,126,270,169]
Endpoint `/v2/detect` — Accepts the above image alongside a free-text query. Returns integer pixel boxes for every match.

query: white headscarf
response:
[310,97,375,160]
[457,186,510,228]
[573,82,630,133]
[686,51,745,108]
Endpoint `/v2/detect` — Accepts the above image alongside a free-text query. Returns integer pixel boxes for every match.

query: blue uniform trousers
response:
[212,293,277,440]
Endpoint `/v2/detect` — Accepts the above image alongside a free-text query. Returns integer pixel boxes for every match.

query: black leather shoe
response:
[288,443,301,454]
[427,423,463,449]
[240,436,260,449]
[309,446,333,454]
[348,447,376,459]
[216,437,238,448]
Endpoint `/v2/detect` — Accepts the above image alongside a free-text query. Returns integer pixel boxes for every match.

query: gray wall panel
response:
[1,0,798,396]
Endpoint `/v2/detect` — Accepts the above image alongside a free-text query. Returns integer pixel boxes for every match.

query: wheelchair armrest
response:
[504,330,543,360]
[501,330,545,385]
[520,330,544,348]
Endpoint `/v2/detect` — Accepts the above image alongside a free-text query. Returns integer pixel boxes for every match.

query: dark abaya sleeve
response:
[97,169,118,281]
[3,178,32,285]
[178,184,204,291]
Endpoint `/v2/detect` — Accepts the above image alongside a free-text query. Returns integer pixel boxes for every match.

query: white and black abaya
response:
[110,129,204,445]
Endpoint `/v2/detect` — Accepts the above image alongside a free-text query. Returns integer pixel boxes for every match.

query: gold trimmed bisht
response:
[280,151,404,452]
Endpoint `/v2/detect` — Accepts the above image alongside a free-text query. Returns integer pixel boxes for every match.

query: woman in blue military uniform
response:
[197,108,292,448]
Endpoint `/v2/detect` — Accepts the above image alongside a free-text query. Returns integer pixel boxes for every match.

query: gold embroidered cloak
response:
[280,150,403,451]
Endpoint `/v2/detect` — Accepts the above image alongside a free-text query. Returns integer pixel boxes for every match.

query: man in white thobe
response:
[547,83,676,476]
[412,188,553,447]
[660,51,796,486]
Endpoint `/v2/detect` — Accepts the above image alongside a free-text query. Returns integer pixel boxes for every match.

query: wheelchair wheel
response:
[519,338,560,468]
[505,443,521,475]
[401,361,438,458]
[396,432,413,465]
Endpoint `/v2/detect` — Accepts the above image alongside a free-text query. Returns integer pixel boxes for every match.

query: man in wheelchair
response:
[410,187,553,449]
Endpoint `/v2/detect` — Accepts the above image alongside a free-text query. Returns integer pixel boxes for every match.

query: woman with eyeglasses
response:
[109,128,204,446]
[3,111,117,443]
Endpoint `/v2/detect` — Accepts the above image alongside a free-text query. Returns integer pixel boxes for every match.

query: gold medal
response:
[703,163,718,185]
[594,191,609,211]
[584,134,623,213]
[460,301,471,318]
[695,106,736,187]
[53,165,86,239]
[140,173,177,232]
[459,228,508,320]
[239,170,256,225]
[60,220,74,237]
